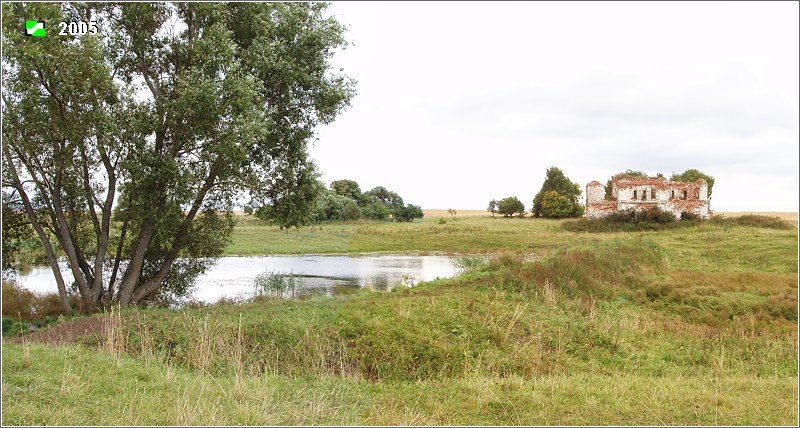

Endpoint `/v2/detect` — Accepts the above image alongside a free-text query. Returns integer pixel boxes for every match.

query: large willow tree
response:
[1,2,354,311]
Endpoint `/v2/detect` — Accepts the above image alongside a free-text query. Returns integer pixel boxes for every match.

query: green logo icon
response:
[26,20,45,37]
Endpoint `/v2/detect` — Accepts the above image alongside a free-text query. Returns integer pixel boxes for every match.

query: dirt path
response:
[6,315,108,346]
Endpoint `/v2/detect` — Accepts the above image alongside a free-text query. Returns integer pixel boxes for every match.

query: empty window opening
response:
[651,189,656,200]
[682,190,687,200]
[633,190,637,199]
[671,190,675,199]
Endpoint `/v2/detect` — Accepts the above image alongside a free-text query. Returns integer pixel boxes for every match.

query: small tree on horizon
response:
[330,179,364,204]
[670,169,715,199]
[532,167,583,218]
[497,197,526,218]
[487,199,498,217]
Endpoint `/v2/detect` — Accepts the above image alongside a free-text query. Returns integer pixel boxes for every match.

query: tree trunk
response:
[2,145,73,314]
[117,219,155,306]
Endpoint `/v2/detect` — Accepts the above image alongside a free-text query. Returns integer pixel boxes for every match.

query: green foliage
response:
[342,201,363,221]
[454,255,489,273]
[2,281,82,322]
[2,219,798,425]
[670,169,715,197]
[1,192,36,272]
[362,186,404,213]
[313,187,354,221]
[710,215,794,230]
[532,167,583,217]
[361,186,423,222]
[1,2,355,308]
[253,271,304,298]
[540,191,578,218]
[497,196,525,217]
[604,170,657,199]
[563,207,679,232]
[361,202,391,220]
[394,204,424,222]
[487,199,498,217]
[330,179,363,204]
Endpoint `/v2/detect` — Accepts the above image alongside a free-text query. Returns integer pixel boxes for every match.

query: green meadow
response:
[3,214,798,425]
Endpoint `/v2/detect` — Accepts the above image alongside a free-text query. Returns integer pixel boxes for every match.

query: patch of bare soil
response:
[6,315,108,346]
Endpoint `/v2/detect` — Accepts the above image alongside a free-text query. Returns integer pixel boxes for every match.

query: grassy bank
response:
[227,214,797,275]
[3,226,797,425]
[3,343,794,425]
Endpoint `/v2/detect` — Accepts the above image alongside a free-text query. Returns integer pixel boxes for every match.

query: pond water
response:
[13,254,464,303]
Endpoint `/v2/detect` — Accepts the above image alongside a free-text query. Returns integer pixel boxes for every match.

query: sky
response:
[311,1,799,212]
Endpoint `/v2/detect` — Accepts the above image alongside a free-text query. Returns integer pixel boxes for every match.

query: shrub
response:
[532,166,583,217]
[362,202,391,220]
[497,196,525,217]
[710,215,793,230]
[2,281,81,322]
[394,204,424,222]
[314,191,353,221]
[540,191,574,218]
[564,211,793,233]
[343,201,362,220]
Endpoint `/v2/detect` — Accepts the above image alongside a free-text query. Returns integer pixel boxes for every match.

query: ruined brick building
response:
[585,177,711,219]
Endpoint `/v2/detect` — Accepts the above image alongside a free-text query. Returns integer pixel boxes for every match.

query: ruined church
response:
[585,177,711,219]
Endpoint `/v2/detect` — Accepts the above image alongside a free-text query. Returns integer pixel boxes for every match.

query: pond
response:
[13,254,465,304]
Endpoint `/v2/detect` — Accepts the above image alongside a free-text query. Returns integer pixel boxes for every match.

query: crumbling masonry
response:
[585,177,710,219]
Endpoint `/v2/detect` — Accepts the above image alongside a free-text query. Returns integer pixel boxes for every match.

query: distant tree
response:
[342,201,362,220]
[313,189,353,221]
[532,167,583,218]
[330,179,363,204]
[670,169,715,198]
[447,208,458,221]
[256,174,324,227]
[363,186,405,213]
[361,202,391,220]
[487,199,498,217]
[540,191,577,218]
[605,170,652,200]
[395,204,424,222]
[497,197,525,218]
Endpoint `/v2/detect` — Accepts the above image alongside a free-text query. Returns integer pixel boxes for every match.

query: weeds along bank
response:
[3,217,798,424]
[3,232,797,425]
[71,240,800,380]
[226,215,798,276]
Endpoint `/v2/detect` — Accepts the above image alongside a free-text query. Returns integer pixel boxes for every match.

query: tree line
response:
[487,167,584,218]
[251,178,424,223]
[487,167,714,219]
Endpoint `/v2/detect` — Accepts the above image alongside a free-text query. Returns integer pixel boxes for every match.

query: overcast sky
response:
[312,1,799,212]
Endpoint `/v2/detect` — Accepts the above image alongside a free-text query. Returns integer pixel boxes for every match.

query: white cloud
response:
[313,1,799,211]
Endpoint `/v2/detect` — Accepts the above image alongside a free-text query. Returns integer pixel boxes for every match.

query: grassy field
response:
[3,214,798,425]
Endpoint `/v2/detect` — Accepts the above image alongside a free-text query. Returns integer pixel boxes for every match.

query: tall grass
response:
[3,216,797,425]
[253,271,305,298]
[454,255,489,273]
[563,214,794,233]
[29,238,792,384]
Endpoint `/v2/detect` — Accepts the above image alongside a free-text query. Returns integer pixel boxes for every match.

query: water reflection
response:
[14,254,462,304]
